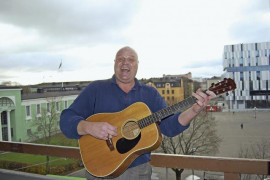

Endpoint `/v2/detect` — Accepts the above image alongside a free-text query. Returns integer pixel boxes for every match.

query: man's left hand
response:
[192,89,216,113]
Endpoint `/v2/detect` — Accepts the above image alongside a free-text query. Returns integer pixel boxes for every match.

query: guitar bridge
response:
[106,137,115,151]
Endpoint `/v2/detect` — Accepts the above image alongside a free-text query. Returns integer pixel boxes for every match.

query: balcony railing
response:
[0,141,269,180]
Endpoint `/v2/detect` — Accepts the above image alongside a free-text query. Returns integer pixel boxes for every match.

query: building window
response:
[256,71,261,80]
[224,52,227,59]
[248,50,250,58]
[0,97,14,107]
[256,50,259,57]
[37,104,41,115]
[1,111,7,124]
[162,90,165,94]
[26,106,31,117]
[47,103,50,113]
[265,49,268,57]
[64,101,68,109]
[255,57,258,66]
[268,49,270,65]
[27,129,32,136]
[240,72,243,81]
[56,102,60,112]
[37,125,42,132]
[167,90,170,94]
[172,90,175,94]
[240,58,243,67]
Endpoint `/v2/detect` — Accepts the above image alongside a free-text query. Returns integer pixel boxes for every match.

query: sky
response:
[0,0,269,85]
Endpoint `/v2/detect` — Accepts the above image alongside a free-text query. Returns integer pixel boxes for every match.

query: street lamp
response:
[254,107,257,119]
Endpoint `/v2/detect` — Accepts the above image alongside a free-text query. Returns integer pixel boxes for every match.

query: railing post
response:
[165,167,168,180]
[224,172,240,180]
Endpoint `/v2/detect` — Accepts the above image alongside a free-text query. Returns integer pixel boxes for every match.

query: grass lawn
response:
[34,132,79,147]
[0,153,76,167]
[0,133,80,169]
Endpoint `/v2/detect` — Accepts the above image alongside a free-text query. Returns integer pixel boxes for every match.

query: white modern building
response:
[223,42,270,110]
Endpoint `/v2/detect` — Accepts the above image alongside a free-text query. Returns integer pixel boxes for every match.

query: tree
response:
[181,77,194,99]
[31,96,61,174]
[158,112,222,180]
[238,138,270,180]
[0,81,21,86]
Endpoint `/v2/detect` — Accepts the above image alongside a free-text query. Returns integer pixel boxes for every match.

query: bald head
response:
[115,46,138,61]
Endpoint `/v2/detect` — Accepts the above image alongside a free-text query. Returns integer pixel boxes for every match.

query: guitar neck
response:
[137,78,237,129]
[138,96,197,129]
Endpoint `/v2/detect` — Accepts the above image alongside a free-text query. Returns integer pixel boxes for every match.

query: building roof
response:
[0,86,21,90]
[31,81,91,89]
[21,90,81,100]
[20,81,91,100]
[145,78,182,87]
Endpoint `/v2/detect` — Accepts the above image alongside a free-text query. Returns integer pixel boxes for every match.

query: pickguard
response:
[116,133,141,154]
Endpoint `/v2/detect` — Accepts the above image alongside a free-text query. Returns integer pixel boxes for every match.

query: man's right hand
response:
[77,120,117,140]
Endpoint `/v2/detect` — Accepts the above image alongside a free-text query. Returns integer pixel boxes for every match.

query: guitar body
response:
[78,102,162,178]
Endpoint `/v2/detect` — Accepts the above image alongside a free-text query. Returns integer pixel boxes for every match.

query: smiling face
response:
[114,47,139,85]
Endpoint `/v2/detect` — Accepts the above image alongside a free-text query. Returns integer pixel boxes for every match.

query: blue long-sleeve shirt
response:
[60,76,189,167]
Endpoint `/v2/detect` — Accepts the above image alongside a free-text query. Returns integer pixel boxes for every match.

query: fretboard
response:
[137,96,197,129]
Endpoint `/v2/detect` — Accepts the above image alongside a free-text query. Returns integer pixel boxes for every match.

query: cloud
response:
[0,0,138,84]
[0,0,138,48]
[0,52,72,72]
[183,59,222,69]
[0,0,269,85]
[228,0,270,43]
[230,21,270,43]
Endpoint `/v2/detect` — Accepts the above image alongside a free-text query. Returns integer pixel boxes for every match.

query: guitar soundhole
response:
[116,120,141,154]
[116,133,141,154]
[121,120,140,139]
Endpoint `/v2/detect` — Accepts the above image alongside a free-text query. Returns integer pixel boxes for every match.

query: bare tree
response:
[31,96,61,174]
[158,112,222,180]
[238,138,270,180]
[0,81,21,86]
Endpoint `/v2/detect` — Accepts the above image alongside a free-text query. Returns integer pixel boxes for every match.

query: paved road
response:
[69,110,270,180]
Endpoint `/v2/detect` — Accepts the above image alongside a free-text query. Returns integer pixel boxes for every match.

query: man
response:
[60,46,216,180]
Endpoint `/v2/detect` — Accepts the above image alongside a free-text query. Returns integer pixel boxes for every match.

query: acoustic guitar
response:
[78,78,236,178]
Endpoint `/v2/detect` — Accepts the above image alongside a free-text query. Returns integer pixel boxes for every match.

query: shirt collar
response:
[111,75,142,90]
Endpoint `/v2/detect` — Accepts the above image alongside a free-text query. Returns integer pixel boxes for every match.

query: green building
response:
[0,82,90,142]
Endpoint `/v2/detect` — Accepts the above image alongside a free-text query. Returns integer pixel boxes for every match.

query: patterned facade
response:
[223,42,270,109]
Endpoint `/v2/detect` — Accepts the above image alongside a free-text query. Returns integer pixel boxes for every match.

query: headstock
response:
[209,78,236,96]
